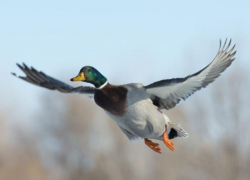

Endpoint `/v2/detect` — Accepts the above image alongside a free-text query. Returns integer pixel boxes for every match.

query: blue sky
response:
[0,0,250,122]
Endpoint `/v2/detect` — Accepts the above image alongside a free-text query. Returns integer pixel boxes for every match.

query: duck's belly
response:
[105,98,166,139]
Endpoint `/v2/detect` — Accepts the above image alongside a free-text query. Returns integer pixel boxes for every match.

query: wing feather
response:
[145,39,236,110]
[13,63,95,96]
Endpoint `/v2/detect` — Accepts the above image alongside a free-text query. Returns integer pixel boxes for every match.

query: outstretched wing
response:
[145,39,236,110]
[12,63,95,96]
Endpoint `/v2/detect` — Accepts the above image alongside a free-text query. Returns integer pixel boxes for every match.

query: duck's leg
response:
[144,138,162,154]
[163,125,175,151]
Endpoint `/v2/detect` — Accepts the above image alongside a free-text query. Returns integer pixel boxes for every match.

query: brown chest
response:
[94,84,128,116]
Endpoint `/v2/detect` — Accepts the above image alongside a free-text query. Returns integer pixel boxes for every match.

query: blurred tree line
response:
[0,67,249,180]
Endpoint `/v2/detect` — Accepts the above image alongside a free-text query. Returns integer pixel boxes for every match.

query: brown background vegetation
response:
[0,67,249,180]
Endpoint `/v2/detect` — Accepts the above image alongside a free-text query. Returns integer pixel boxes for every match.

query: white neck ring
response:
[98,81,108,89]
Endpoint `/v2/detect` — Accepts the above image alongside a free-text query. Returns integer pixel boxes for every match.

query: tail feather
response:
[168,122,189,138]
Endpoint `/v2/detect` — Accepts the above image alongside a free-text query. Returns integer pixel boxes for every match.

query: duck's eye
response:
[88,69,91,72]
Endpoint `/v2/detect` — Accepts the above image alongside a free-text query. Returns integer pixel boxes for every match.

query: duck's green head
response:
[70,66,107,88]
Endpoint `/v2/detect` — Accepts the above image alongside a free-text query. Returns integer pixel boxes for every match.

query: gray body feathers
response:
[104,83,187,141]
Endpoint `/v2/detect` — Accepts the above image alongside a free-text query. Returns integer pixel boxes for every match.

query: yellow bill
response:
[70,72,85,81]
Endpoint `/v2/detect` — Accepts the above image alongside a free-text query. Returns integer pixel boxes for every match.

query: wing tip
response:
[16,63,23,69]
[219,38,236,51]
[22,62,29,69]
[219,39,222,51]
[11,72,16,76]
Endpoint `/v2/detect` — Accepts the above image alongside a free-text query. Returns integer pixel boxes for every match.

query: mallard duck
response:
[12,39,236,153]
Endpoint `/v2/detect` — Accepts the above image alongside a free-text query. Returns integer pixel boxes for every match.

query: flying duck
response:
[12,39,236,153]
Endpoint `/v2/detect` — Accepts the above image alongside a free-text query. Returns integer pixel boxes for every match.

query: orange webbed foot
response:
[144,138,162,154]
[163,131,175,151]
